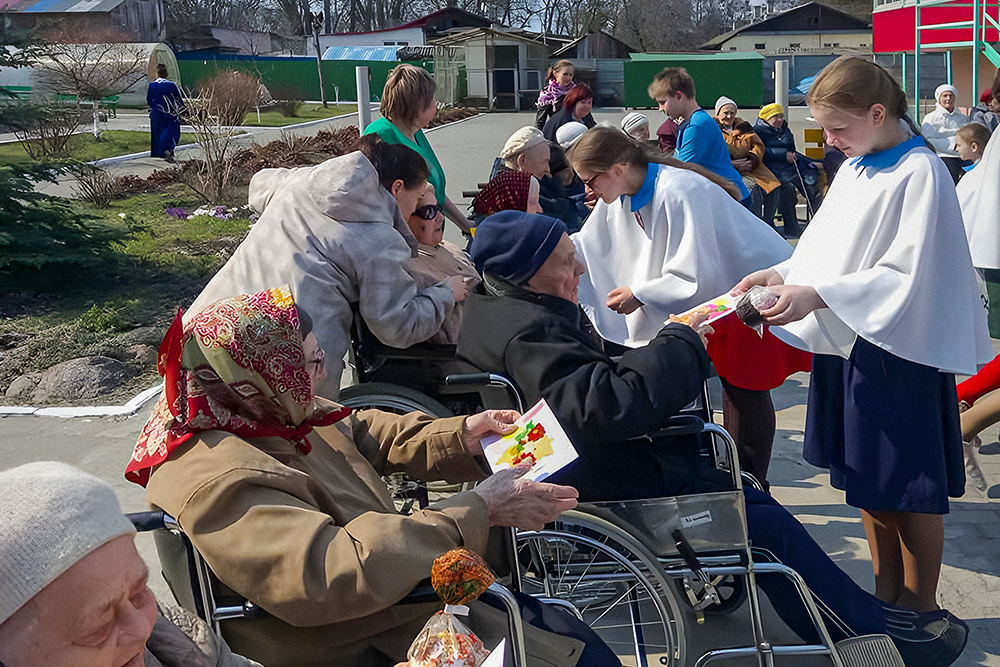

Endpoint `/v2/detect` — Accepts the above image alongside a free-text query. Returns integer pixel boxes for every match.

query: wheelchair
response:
[339,309,907,667]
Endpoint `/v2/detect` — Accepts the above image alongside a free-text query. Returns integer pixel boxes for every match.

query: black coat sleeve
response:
[503,322,710,450]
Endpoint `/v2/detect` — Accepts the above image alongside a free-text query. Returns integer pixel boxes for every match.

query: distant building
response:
[318,7,492,51]
[0,0,165,43]
[699,2,871,53]
[170,25,306,56]
[549,31,636,106]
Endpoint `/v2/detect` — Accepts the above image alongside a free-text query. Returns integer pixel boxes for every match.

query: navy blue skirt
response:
[804,337,965,514]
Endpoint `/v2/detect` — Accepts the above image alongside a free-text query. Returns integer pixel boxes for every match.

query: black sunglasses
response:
[413,204,440,220]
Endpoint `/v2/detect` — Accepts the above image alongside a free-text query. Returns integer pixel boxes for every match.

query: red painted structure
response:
[873,2,1000,52]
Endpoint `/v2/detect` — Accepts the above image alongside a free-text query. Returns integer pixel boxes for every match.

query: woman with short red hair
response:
[542,83,596,142]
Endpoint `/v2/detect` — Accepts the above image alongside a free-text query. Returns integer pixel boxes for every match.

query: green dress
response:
[362,117,448,208]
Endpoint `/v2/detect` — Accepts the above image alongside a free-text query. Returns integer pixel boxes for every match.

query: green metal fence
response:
[624,52,764,109]
[174,55,433,102]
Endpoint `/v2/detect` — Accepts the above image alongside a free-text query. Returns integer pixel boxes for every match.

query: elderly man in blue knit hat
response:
[457,210,718,501]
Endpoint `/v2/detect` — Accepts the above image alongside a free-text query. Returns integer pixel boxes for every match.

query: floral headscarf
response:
[538,79,577,111]
[125,287,350,487]
[472,170,533,216]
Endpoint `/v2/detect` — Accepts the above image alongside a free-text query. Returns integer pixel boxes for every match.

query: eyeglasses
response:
[306,348,325,372]
[583,172,604,189]
[413,204,440,220]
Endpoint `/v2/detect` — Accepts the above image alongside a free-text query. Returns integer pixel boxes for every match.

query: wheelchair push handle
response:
[126,510,167,532]
[445,373,494,386]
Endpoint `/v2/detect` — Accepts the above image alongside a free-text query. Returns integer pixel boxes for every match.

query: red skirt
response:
[706,315,812,391]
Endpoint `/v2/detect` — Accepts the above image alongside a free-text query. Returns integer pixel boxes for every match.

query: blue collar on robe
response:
[849,135,925,170]
[963,162,978,172]
[622,162,658,212]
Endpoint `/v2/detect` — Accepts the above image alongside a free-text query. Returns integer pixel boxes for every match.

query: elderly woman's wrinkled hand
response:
[462,409,520,456]
[447,274,473,302]
[473,466,579,531]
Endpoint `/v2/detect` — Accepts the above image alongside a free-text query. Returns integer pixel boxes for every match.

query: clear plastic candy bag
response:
[736,286,779,337]
[407,606,490,667]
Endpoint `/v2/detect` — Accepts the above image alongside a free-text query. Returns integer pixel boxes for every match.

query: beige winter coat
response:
[186,151,455,397]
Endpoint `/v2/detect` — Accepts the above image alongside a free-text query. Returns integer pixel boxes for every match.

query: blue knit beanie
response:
[471,210,567,285]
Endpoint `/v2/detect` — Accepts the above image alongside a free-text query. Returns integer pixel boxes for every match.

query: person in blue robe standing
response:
[147,64,182,162]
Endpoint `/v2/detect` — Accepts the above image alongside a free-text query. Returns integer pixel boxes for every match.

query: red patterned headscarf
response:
[473,170,533,216]
[125,287,350,487]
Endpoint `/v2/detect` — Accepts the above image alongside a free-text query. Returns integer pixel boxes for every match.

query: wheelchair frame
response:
[339,330,904,667]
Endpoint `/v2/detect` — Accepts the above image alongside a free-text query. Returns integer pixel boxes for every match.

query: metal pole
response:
[313,17,328,108]
[356,66,371,131]
[915,0,922,123]
[973,0,980,110]
[775,59,789,111]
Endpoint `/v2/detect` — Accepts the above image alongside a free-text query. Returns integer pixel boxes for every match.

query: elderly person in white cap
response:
[620,112,650,141]
[713,96,780,221]
[0,461,260,667]
[555,121,588,150]
[499,126,550,180]
[922,83,971,182]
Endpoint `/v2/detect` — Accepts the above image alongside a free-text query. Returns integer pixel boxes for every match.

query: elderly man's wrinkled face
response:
[524,233,585,303]
[0,535,157,667]
[407,188,445,246]
[518,142,551,180]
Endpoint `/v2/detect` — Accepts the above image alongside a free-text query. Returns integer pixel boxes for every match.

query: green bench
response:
[55,93,120,117]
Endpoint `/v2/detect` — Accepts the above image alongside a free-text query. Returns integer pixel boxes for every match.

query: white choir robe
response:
[958,126,1000,269]
[572,163,793,347]
[773,137,991,376]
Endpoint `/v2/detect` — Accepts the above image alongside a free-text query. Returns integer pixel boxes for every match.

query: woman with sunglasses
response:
[405,185,480,344]
[186,136,471,398]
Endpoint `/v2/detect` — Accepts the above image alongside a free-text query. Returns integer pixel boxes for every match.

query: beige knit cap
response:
[0,462,136,625]
[500,126,546,159]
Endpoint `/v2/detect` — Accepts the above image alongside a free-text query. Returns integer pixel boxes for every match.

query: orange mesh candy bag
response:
[407,549,496,667]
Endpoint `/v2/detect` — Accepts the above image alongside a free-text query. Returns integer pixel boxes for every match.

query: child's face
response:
[657,92,687,121]
[811,104,881,157]
[407,190,445,246]
[555,66,574,87]
[956,135,980,162]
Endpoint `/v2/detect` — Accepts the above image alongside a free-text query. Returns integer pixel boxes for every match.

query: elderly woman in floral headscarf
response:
[126,286,582,667]
[472,170,544,218]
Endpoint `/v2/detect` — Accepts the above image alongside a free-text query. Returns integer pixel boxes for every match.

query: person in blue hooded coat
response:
[146,64,183,161]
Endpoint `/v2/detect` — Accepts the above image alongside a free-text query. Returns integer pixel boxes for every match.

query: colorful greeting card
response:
[481,399,578,482]
[668,292,739,327]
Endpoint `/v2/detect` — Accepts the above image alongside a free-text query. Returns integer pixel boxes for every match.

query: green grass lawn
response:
[0,130,197,165]
[242,104,356,127]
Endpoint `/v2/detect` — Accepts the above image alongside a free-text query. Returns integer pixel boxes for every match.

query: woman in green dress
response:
[363,64,473,233]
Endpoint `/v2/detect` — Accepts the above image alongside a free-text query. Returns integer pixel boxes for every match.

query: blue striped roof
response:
[322,46,400,61]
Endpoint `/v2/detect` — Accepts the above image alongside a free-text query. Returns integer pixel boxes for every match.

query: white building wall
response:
[318,27,425,50]
[722,31,871,52]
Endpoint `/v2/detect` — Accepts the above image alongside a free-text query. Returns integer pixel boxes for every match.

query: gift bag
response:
[407,549,496,667]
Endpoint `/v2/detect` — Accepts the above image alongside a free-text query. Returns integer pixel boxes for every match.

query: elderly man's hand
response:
[462,409,520,457]
[473,466,579,531]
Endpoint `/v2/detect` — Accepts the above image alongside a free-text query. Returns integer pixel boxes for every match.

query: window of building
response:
[383,40,408,46]
[823,42,840,47]
[807,16,819,24]
[755,42,766,49]
[730,46,738,51]
[789,43,800,48]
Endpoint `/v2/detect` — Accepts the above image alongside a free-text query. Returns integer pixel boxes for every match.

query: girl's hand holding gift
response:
[757,284,827,325]
[731,268,784,296]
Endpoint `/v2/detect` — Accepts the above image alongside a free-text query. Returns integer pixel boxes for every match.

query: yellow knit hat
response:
[758,103,784,120]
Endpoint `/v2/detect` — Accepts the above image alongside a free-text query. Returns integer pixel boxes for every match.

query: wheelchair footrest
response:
[835,635,905,667]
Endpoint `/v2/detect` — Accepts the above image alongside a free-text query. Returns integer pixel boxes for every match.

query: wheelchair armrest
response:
[126,511,166,532]
[636,415,705,441]
[399,578,440,605]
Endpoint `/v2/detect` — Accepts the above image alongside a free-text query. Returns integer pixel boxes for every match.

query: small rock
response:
[121,326,166,347]
[5,373,41,400]
[0,332,28,351]
[32,356,132,402]
[127,344,157,366]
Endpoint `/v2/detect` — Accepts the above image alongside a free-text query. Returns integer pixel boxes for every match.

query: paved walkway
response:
[1,109,997,665]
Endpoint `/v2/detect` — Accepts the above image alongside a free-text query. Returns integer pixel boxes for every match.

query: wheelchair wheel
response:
[516,510,686,667]
[339,382,453,417]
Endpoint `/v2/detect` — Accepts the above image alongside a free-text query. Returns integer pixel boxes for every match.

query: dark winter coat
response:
[754,118,799,183]
[541,108,597,142]
[456,277,723,501]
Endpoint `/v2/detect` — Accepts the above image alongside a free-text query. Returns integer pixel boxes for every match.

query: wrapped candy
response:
[736,286,779,337]
[408,549,497,667]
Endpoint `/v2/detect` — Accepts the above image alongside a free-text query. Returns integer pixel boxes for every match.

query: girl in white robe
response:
[568,126,812,485]
[734,57,992,613]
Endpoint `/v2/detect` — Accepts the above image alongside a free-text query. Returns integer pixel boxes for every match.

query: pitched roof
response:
[321,7,491,37]
[700,2,871,49]
[4,0,127,11]
[550,30,637,58]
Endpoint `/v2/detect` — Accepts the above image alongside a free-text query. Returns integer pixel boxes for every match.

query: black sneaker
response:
[884,607,969,667]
